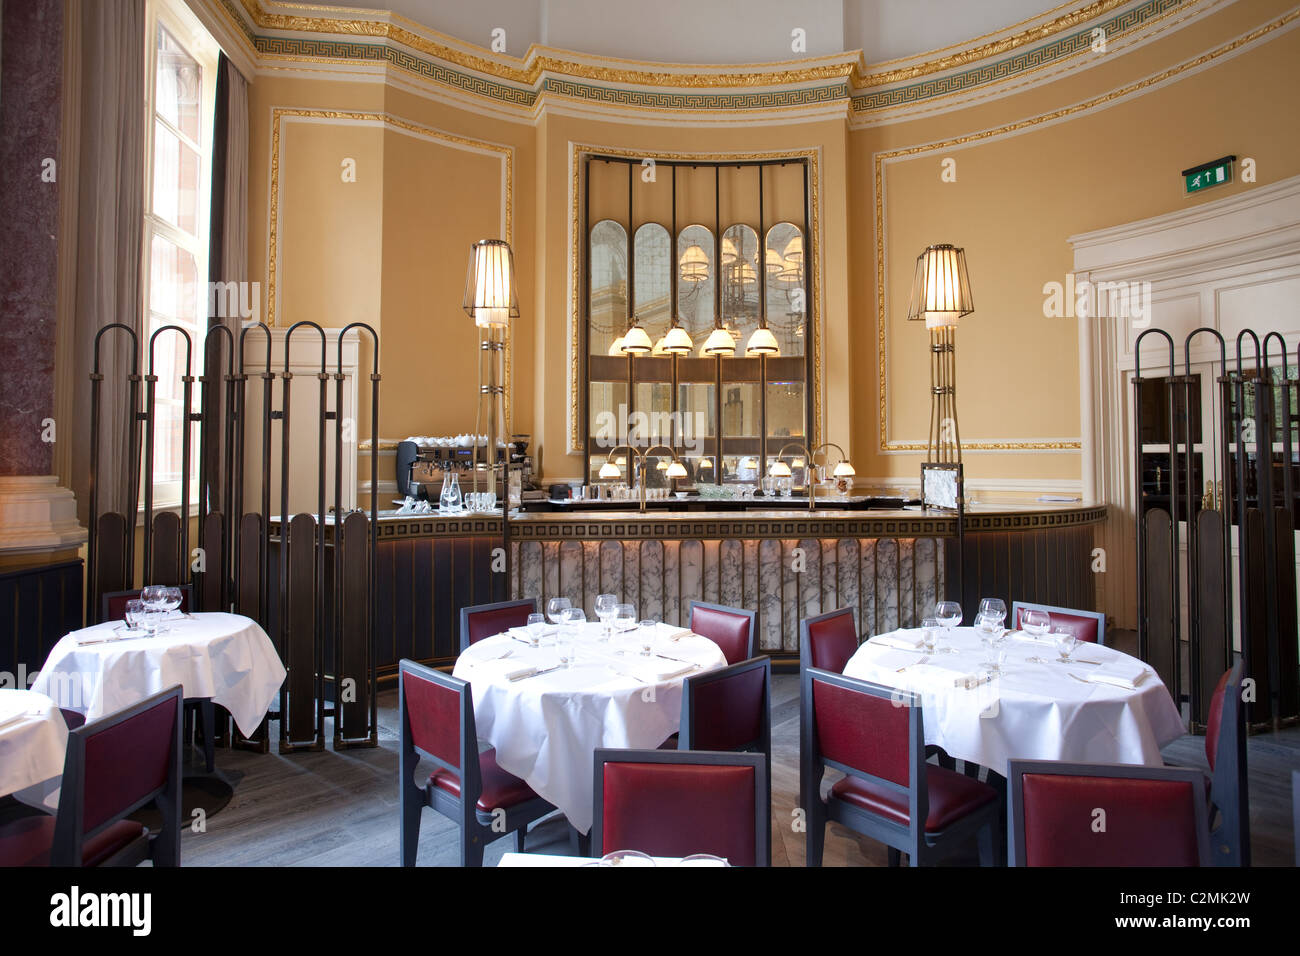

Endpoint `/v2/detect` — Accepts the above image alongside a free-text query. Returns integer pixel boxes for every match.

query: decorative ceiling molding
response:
[203,0,1231,125]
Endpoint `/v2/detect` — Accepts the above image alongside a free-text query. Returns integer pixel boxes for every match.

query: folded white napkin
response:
[617,658,697,683]
[869,631,926,650]
[871,649,928,672]
[507,625,556,641]
[466,656,541,683]
[656,623,694,641]
[1083,659,1150,690]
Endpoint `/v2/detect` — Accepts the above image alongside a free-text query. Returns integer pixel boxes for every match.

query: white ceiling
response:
[334,0,1074,65]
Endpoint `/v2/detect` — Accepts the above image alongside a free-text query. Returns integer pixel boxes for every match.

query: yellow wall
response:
[240,0,1300,494]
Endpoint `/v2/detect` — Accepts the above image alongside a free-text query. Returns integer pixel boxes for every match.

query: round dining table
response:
[453,622,727,835]
[843,626,1186,773]
[0,690,69,810]
[30,612,286,739]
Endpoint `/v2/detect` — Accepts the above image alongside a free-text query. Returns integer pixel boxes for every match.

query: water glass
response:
[1053,627,1077,664]
[638,619,658,657]
[920,616,940,654]
[982,641,1007,676]
[124,599,146,633]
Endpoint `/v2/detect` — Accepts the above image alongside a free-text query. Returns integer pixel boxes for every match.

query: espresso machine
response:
[395,437,506,502]
[510,434,537,491]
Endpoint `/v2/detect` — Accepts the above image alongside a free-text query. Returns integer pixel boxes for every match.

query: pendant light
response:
[746,165,780,357]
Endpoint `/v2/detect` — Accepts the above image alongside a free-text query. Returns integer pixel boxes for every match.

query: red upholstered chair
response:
[678,657,771,863]
[593,749,768,866]
[1011,601,1105,645]
[0,685,182,867]
[801,667,998,867]
[689,601,756,665]
[800,606,859,674]
[1008,760,1210,866]
[1200,662,1249,866]
[399,659,554,866]
[459,598,538,654]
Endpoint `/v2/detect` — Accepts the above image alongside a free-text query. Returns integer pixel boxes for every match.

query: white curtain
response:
[69,0,146,524]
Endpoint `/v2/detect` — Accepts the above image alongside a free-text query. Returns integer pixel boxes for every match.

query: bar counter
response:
[344,501,1106,674]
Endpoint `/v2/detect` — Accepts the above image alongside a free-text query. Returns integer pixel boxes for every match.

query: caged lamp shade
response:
[906,243,974,330]
[463,239,519,329]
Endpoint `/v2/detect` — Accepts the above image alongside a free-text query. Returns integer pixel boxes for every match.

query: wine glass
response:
[978,598,1007,630]
[546,597,572,626]
[1022,608,1052,663]
[525,612,546,646]
[162,586,183,618]
[934,601,962,654]
[1053,627,1077,664]
[595,593,618,640]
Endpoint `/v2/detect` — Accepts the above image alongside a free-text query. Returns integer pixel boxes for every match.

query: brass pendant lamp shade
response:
[463,238,519,328]
[907,244,974,330]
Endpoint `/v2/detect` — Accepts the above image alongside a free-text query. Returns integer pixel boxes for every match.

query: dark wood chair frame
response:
[1007,759,1211,867]
[801,666,998,867]
[1010,600,1107,646]
[688,600,757,662]
[799,606,858,674]
[678,655,772,865]
[592,748,769,867]
[53,684,183,867]
[398,658,554,867]
[458,597,538,655]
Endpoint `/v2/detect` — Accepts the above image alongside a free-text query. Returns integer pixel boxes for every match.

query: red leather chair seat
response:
[831,765,997,832]
[429,749,539,811]
[0,816,147,867]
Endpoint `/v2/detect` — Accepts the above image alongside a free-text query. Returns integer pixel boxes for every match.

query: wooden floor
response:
[179,669,1300,867]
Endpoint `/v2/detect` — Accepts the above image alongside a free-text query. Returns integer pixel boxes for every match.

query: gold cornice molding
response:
[873,6,1300,454]
[237,0,1183,94]
[267,106,516,429]
[565,143,824,456]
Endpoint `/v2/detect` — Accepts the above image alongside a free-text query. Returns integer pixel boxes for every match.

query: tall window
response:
[142,3,219,509]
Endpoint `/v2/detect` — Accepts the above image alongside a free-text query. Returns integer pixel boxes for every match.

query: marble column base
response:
[0,475,87,556]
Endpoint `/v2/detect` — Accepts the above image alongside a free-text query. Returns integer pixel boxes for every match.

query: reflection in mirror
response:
[765,223,805,357]
[633,223,671,346]
[720,224,759,346]
[589,220,627,356]
[676,225,714,342]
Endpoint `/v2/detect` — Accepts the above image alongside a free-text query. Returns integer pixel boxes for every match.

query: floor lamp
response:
[908,243,974,600]
[463,239,518,592]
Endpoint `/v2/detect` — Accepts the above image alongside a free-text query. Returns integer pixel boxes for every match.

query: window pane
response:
[149,234,199,322]
[156,25,202,142]
[152,120,201,234]
[589,220,627,356]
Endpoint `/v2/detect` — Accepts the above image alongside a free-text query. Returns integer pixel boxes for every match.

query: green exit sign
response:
[1183,155,1235,194]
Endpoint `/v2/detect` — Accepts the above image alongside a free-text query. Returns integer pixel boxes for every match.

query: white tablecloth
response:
[0,690,68,808]
[452,623,726,835]
[842,627,1186,772]
[30,613,286,738]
